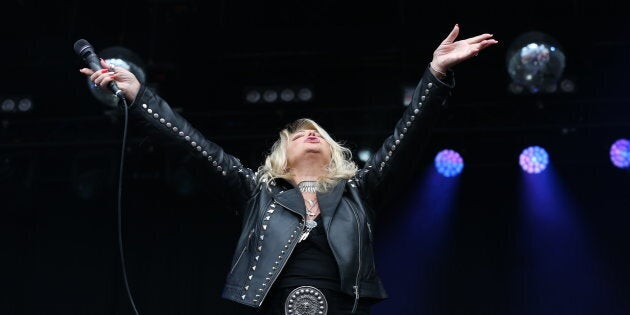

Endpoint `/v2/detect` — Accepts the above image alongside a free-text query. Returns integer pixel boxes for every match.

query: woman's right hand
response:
[79,58,142,102]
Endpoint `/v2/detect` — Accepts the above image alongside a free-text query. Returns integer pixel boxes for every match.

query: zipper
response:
[346,200,362,314]
[229,228,254,274]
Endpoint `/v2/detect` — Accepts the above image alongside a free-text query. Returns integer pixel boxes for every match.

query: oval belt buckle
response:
[284,285,328,315]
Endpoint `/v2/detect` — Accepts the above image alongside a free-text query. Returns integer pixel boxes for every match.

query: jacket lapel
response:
[273,188,306,216]
[318,181,346,230]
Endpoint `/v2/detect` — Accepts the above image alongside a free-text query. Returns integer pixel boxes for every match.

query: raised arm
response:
[355,24,498,206]
[79,59,259,211]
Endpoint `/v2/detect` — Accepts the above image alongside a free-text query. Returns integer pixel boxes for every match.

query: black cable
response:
[117,97,140,315]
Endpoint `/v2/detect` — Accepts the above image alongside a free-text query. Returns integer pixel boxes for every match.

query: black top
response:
[275,215,341,291]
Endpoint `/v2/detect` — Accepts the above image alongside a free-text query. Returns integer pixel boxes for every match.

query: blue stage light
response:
[609,138,630,169]
[434,149,464,177]
[519,146,549,174]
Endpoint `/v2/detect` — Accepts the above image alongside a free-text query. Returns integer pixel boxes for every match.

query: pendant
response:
[299,220,318,242]
[305,219,317,229]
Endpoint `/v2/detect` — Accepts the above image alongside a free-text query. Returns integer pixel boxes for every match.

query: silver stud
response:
[262,225,267,230]
[159,118,165,123]
[166,122,172,128]
[400,134,405,139]
[413,108,419,114]
[251,265,256,271]
[245,285,249,290]
[425,89,429,94]
[217,166,223,171]
[153,113,159,119]
[202,151,208,157]
[178,131,184,136]
[222,171,227,176]
[406,121,411,127]
[212,161,218,166]
[421,96,426,101]
[395,139,400,145]
[427,82,433,88]
[403,128,407,133]
[141,104,147,109]
[147,109,152,114]
[191,141,197,147]
[184,136,190,141]
[196,146,202,151]
[173,127,178,132]
[410,115,415,121]
[391,145,396,150]
[385,156,390,161]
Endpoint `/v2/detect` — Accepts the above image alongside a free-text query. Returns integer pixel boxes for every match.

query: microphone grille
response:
[73,39,93,56]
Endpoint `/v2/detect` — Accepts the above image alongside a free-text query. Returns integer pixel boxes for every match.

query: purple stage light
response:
[610,138,630,169]
[519,146,549,174]
[434,149,464,177]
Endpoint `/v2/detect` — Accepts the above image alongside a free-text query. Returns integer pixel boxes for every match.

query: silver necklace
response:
[298,181,317,193]
[299,198,318,242]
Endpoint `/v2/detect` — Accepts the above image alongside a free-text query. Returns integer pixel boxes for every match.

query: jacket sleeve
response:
[123,85,259,211]
[355,66,455,209]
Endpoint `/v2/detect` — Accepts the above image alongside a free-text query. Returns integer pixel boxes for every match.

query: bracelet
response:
[429,62,446,77]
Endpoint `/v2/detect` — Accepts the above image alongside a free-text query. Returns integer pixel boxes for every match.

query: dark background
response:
[2,1,630,314]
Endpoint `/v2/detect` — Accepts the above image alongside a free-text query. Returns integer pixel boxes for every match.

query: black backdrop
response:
[3,1,630,314]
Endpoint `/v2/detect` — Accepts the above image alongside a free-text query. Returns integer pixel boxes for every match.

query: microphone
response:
[73,39,125,100]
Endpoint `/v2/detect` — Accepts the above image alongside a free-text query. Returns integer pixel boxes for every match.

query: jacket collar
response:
[272,180,346,224]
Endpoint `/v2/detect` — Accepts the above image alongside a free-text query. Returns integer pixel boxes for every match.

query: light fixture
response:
[506,31,566,94]
[434,149,464,177]
[86,46,146,108]
[244,86,313,104]
[519,146,549,174]
[357,149,372,163]
[1,96,34,114]
[609,138,630,169]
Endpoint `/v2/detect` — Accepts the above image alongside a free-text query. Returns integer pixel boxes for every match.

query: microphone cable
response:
[117,96,140,315]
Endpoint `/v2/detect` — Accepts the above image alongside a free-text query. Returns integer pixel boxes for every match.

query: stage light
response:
[506,31,566,94]
[280,88,295,102]
[86,46,146,109]
[357,149,372,163]
[17,98,33,112]
[434,149,464,177]
[297,87,313,102]
[245,89,261,103]
[609,138,630,169]
[262,89,278,103]
[519,146,549,174]
[1,99,15,112]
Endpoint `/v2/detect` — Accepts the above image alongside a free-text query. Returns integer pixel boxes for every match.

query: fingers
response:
[465,33,495,45]
[441,23,460,44]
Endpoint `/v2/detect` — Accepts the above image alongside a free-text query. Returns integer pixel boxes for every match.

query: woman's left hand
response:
[430,24,498,75]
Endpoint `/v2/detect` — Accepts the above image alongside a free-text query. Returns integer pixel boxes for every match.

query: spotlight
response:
[434,149,464,177]
[519,146,549,174]
[17,98,33,112]
[1,96,34,114]
[1,99,16,112]
[609,138,630,169]
[262,89,278,103]
[245,89,261,103]
[297,87,313,102]
[86,46,146,108]
[280,88,296,102]
[357,149,372,163]
[506,31,566,94]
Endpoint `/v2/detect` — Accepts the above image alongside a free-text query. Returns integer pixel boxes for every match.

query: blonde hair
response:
[258,118,358,192]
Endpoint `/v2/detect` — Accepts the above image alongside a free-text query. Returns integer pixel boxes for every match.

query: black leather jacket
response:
[126,67,454,310]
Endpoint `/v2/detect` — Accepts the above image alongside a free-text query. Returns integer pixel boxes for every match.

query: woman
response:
[81,24,497,314]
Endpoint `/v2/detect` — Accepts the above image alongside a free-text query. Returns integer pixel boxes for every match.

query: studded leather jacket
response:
[125,67,454,310]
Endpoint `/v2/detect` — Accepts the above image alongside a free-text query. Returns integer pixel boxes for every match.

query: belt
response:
[284,285,328,315]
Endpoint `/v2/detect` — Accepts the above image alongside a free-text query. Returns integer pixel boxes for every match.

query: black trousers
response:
[256,286,373,315]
